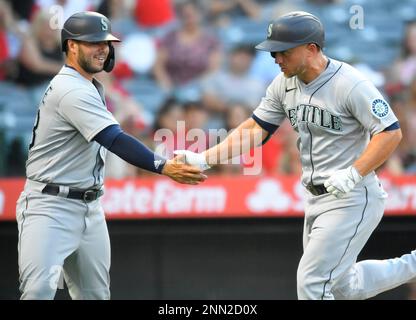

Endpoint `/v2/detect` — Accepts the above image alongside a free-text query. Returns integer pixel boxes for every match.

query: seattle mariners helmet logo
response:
[267,23,273,38]
[101,18,108,31]
[371,99,389,118]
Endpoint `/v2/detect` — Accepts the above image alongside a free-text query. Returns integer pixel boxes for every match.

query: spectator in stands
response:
[389,20,416,87]
[378,93,406,175]
[34,0,97,25]
[153,0,222,90]
[277,121,302,175]
[96,72,152,133]
[98,0,175,39]
[96,0,138,38]
[153,98,185,159]
[184,100,208,132]
[14,9,63,87]
[134,0,175,29]
[201,45,265,123]
[225,102,251,132]
[199,0,261,26]
[219,102,252,174]
[259,0,303,21]
[183,100,209,152]
[96,71,156,179]
[249,50,281,87]
[398,77,416,173]
[6,0,35,21]
[0,0,23,80]
[97,0,130,19]
[131,0,178,39]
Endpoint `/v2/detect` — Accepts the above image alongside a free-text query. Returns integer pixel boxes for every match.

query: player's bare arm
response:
[353,128,402,177]
[174,117,268,170]
[204,118,268,166]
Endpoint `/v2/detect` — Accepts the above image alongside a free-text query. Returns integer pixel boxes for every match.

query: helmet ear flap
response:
[62,40,68,53]
[103,42,115,72]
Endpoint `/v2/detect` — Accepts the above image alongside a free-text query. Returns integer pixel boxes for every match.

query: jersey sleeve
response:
[252,76,287,127]
[346,80,398,135]
[58,88,119,142]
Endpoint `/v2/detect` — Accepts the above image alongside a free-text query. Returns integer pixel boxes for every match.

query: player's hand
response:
[173,150,211,171]
[324,165,363,198]
[161,154,207,185]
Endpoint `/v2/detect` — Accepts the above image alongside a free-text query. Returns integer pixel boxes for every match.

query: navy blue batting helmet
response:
[256,11,325,53]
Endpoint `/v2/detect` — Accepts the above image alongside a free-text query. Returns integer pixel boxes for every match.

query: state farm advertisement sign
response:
[101,176,305,219]
[102,179,229,218]
[1,175,416,220]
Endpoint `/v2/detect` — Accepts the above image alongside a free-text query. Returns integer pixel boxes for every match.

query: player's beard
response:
[295,58,308,78]
[77,47,105,74]
[283,57,307,79]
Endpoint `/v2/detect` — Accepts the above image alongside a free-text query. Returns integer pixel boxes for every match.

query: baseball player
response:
[16,11,206,300]
[176,11,416,299]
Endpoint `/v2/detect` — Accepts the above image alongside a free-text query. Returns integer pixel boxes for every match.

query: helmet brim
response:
[255,39,302,52]
[74,32,121,43]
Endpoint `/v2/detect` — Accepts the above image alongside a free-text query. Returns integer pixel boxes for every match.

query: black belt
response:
[306,183,328,196]
[42,184,104,202]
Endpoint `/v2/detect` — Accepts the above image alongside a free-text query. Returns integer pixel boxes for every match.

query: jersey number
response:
[29,85,52,150]
[29,109,40,150]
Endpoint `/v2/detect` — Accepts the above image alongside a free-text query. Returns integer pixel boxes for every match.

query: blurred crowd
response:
[0,0,416,178]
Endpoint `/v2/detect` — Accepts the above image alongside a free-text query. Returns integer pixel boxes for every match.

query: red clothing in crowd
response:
[241,134,283,174]
[159,30,220,85]
[134,0,175,27]
[0,31,9,80]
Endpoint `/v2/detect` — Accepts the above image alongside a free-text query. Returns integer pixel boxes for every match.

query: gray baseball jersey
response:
[253,58,398,186]
[26,65,118,188]
[17,65,118,299]
[252,58,416,300]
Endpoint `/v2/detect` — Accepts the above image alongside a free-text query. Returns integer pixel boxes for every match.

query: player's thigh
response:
[299,187,384,284]
[64,201,110,300]
[17,192,85,297]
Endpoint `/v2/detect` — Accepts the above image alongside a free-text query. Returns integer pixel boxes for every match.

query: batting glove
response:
[173,150,211,171]
[324,165,363,198]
